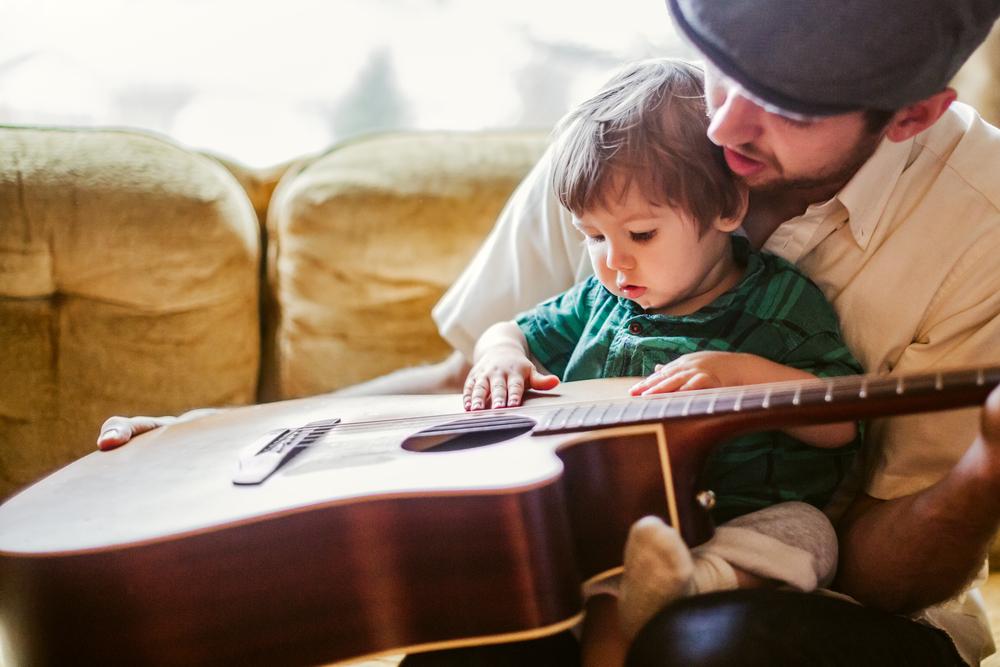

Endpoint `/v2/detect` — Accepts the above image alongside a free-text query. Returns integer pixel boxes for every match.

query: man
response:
[101,0,1000,663]
[418,1,1000,663]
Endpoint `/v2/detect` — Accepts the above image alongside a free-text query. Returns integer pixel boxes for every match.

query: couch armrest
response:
[0,126,260,499]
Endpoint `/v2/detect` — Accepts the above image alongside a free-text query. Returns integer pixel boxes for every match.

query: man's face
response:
[703,65,885,195]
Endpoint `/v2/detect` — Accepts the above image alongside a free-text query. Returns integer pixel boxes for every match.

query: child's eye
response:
[630,230,657,243]
[585,234,606,244]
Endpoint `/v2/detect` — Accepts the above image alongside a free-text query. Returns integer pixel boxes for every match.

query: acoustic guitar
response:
[1,368,997,666]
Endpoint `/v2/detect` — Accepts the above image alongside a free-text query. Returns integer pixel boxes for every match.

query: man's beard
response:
[743,131,884,196]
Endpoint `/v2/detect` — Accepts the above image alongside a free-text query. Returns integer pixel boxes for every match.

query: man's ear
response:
[885,89,957,142]
[714,186,749,233]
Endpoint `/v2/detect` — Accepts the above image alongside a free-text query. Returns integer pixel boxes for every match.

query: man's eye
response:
[775,115,814,128]
[630,230,656,242]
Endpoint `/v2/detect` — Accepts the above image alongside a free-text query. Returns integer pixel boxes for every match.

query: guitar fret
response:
[622,401,646,424]
[550,409,573,431]
[604,402,627,426]
[733,389,745,412]
[792,386,802,406]
[656,398,671,419]
[569,404,594,430]
[686,395,709,416]
[896,376,905,395]
[585,403,612,428]
[681,395,694,417]
[760,388,771,410]
[544,408,567,431]
[824,381,834,402]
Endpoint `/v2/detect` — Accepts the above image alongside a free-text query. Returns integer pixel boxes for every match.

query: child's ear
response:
[713,186,749,233]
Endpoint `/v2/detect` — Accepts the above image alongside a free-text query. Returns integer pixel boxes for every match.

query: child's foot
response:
[617,515,693,640]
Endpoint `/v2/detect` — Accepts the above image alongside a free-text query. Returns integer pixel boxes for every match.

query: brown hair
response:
[551,58,743,232]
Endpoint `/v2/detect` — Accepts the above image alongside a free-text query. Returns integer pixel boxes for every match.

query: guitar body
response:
[0,379,721,667]
[4,366,996,666]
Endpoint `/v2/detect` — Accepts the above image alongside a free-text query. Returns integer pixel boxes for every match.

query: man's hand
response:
[629,351,756,396]
[96,409,221,451]
[463,346,558,411]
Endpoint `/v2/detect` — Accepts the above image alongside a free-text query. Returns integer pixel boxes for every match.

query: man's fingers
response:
[97,416,166,451]
[983,384,1000,441]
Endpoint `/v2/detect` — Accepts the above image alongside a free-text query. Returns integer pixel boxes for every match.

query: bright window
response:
[0,0,693,167]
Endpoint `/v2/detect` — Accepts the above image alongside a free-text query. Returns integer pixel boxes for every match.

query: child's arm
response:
[628,351,855,448]
[463,321,559,411]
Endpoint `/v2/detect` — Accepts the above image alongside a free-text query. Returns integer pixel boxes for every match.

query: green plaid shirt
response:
[516,236,863,522]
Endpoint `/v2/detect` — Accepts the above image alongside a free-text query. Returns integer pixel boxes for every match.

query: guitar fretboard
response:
[533,366,1000,435]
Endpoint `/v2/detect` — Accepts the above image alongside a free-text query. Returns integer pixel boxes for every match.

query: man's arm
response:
[835,385,1000,613]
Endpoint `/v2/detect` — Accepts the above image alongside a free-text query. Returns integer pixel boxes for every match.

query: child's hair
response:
[551,58,744,232]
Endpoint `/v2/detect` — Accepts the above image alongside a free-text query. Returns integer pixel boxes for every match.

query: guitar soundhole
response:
[402,415,536,452]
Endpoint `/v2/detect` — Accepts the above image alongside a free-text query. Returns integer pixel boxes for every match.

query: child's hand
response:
[463,348,559,411]
[629,351,754,396]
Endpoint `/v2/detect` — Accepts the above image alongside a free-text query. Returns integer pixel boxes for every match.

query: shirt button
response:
[628,322,642,335]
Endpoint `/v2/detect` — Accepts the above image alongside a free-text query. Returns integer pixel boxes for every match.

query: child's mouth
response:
[619,284,647,298]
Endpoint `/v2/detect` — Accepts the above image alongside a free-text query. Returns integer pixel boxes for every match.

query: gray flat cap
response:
[667,0,1000,115]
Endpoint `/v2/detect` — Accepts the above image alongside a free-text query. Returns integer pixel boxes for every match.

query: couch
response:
[2,117,999,664]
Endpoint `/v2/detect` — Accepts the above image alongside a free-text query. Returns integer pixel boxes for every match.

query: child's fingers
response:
[640,368,698,395]
[462,373,481,410]
[629,374,659,395]
[490,376,509,409]
[529,371,560,391]
[467,374,492,411]
[507,375,525,407]
[676,372,715,391]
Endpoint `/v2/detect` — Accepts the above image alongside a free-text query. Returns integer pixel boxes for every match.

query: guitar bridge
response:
[232,418,341,485]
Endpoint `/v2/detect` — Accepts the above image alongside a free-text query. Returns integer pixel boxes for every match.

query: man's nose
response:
[707,90,763,148]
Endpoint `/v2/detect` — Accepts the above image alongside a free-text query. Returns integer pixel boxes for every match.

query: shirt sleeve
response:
[514,279,597,379]
[431,144,592,360]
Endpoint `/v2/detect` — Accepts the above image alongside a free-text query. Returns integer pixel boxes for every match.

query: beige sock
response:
[617,516,694,641]
[689,551,739,594]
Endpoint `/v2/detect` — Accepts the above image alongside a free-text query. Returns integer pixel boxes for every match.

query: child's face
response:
[575,184,741,316]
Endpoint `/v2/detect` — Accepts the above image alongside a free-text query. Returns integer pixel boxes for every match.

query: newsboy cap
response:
[667,0,1000,116]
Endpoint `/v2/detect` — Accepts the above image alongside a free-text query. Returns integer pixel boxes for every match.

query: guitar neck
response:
[534,366,1000,434]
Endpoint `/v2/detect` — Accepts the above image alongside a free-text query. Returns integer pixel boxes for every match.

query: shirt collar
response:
[835,135,914,250]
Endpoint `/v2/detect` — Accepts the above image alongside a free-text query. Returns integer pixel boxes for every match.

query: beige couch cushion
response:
[0,127,260,499]
[265,131,548,400]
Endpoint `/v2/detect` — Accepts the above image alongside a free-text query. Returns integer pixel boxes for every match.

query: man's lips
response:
[723,147,766,177]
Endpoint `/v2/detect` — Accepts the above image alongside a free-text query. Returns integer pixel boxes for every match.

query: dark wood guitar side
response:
[0,369,997,666]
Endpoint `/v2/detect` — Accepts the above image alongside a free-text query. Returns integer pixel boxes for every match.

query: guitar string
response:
[299,366,999,437]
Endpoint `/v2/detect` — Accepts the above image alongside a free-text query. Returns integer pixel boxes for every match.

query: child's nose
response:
[606,245,634,271]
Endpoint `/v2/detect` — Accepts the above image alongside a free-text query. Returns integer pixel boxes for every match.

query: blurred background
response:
[0,0,695,167]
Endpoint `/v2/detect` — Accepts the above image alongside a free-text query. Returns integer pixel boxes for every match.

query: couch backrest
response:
[0,126,261,499]
[261,131,548,400]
